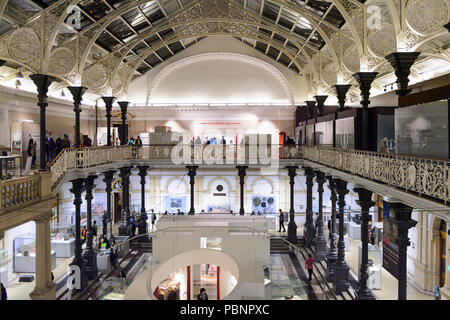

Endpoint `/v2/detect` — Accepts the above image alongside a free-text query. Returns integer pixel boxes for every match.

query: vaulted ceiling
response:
[0,0,449,103]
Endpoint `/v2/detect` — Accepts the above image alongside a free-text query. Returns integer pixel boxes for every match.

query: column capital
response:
[286,166,298,179]
[101,96,116,112]
[236,165,248,175]
[118,101,129,118]
[332,84,352,110]
[34,211,54,223]
[353,186,375,210]
[30,74,56,104]
[385,52,421,96]
[314,170,326,188]
[352,72,378,108]
[314,95,328,116]
[305,100,317,118]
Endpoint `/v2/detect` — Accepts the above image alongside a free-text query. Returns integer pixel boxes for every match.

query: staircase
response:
[270,236,304,253]
[129,237,153,253]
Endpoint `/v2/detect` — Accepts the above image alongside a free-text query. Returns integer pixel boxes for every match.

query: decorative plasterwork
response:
[8,28,41,64]
[406,0,449,36]
[147,53,295,105]
[368,22,397,58]
[49,47,76,76]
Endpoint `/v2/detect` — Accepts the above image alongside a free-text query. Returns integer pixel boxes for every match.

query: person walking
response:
[92,220,98,238]
[151,211,157,230]
[197,288,208,300]
[278,209,286,232]
[305,254,315,282]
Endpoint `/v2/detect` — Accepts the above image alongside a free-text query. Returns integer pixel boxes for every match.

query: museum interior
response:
[0,0,449,302]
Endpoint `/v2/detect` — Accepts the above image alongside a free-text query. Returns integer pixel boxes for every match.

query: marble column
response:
[138,166,149,241]
[67,86,88,148]
[326,176,338,282]
[314,170,327,261]
[386,200,417,300]
[236,166,248,215]
[118,166,132,236]
[103,170,115,240]
[187,166,198,215]
[303,166,316,246]
[82,175,98,280]
[101,97,115,146]
[69,178,88,290]
[118,101,129,145]
[353,186,376,300]
[286,166,298,244]
[29,74,55,171]
[29,212,55,300]
[333,178,350,293]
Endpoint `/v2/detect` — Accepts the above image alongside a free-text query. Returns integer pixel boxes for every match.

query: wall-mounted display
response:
[13,233,56,273]
[315,120,333,147]
[305,124,314,145]
[377,114,395,153]
[395,102,449,158]
[164,196,186,214]
[252,196,276,214]
[335,117,355,149]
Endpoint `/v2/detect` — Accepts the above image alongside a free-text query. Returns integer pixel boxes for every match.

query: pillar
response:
[303,167,316,246]
[386,201,417,300]
[67,86,88,148]
[69,178,88,290]
[29,212,55,300]
[103,170,115,240]
[82,175,98,280]
[352,72,378,151]
[326,176,338,282]
[29,74,55,171]
[314,170,327,261]
[187,166,198,215]
[101,97,115,146]
[385,52,421,96]
[286,166,298,244]
[236,166,248,215]
[332,84,352,110]
[118,166,132,236]
[333,178,350,293]
[353,186,376,300]
[118,101,129,145]
[138,166,149,241]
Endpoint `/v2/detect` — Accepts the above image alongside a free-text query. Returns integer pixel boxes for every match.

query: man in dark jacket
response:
[197,288,208,300]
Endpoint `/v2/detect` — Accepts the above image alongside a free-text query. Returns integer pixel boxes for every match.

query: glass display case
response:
[13,233,56,273]
[358,243,382,289]
[50,224,76,258]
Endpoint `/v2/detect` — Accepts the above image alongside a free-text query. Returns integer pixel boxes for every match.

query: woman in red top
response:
[305,254,315,282]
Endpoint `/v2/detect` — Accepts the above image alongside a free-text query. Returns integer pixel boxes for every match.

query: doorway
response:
[114,192,122,223]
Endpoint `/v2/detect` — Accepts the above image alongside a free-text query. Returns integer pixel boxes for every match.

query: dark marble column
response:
[314,95,328,117]
[30,74,56,171]
[314,170,327,261]
[187,166,198,215]
[333,178,350,293]
[353,186,376,300]
[303,166,316,246]
[385,52,421,96]
[386,201,417,300]
[118,166,132,236]
[286,166,298,244]
[69,178,87,290]
[326,176,338,282]
[236,166,248,215]
[118,101,129,145]
[352,72,378,151]
[138,166,149,241]
[332,84,352,111]
[101,97,115,146]
[82,175,98,280]
[103,170,115,240]
[67,86,88,148]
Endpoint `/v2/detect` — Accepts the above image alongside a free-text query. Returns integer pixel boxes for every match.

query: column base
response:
[29,283,56,300]
[326,254,337,282]
[354,288,377,300]
[334,262,350,293]
[82,249,98,280]
[287,222,297,244]
[314,237,327,261]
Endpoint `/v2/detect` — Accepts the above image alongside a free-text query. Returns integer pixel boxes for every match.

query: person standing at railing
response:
[62,134,71,149]
[135,136,143,147]
[48,138,56,163]
[55,138,63,157]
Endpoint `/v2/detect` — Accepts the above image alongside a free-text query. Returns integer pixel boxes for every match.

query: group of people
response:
[27,133,72,167]
[126,136,143,146]
[190,136,231,146]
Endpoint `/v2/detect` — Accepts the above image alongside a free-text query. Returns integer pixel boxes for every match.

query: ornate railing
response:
[49,145,139,185]
[301,145,450,204]
[0,174,40,212]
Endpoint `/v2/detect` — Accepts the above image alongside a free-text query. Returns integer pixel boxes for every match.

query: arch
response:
[249,176,275,194]
[206,176,234,193]
[122,30,305,95]
[148,53,295,105]
[163,176,189,194]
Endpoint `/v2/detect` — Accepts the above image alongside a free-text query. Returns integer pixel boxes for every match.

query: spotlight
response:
[384,87,386,92]
[391,84,393,90]
[16,67,23,79]
[15,79,21,88]
[60,89,65,97]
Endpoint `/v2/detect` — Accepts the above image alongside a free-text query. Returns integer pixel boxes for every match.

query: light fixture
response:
[16,67,23,79]
[60,89,65,97]
[384,86,387,92]
[391,84,393,90]
[15,79,21,88]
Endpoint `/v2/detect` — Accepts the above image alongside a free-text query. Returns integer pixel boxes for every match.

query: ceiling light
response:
[15,79,21,88]
[60,89,65,97]
[16,68,23,79]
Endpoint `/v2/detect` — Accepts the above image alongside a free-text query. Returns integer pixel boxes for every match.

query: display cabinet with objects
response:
[13,233,56,273]
[358,243,382,289]
[50,224,76,258]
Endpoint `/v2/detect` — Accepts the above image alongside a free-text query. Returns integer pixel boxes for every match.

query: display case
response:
[155,278,180,300]
[13,233,56,273]
[51,224,76,258]
[97,249,111,273]
[358,244,382,289]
